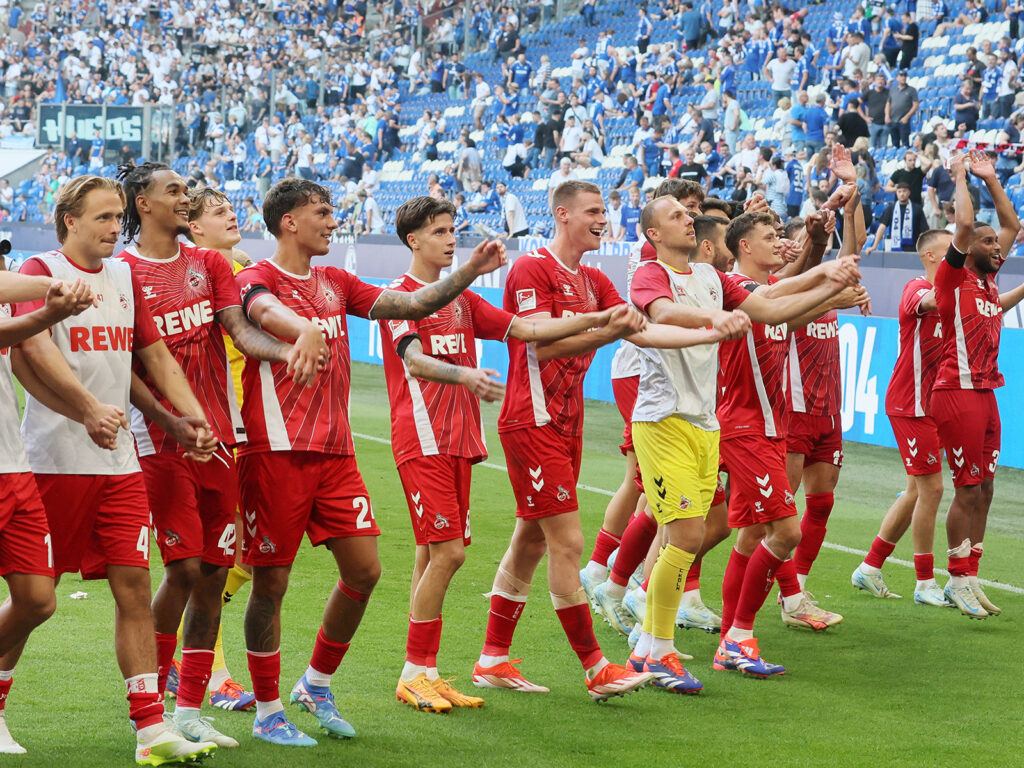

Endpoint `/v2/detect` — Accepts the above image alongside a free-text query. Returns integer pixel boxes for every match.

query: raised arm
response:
[400,336,505,402]
[967,148,1021,257]
[369,238,507,320]
[773,208,835,278]
[949,151,973,259]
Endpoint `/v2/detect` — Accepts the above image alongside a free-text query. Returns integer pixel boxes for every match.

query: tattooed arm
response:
[369,239,507,321]
[401,337,505,402]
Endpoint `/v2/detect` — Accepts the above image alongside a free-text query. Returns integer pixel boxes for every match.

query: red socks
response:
[610,513,657,587]
[774,558,801,598]
[914,553,935,581]
[0,677,12,712]
[126,674,164,731]
[731,542,784,632]
[246,650,281,703]
[310,626,350,678]
[482,594,525,656]
[590,527,621,567]
[177,648,214,709]
[406,616,443,667]
[155,632,177,696]
[948,556,970,577]
[864,536,896,569]
[969,546,983,577]
[554,602,603,670]
[683,558,701,592]
[719,548,750,636]
[793,492,833,576]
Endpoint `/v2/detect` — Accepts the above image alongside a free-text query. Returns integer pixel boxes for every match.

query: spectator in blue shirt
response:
[89,130,105,170]
[618,154,646,191]
[881,8,904,67]
[508,54,533,90]
[636,7,653,54]
[790,90,809,150]
[678,2,703,49]
[620,186,642,241]
[785,153,807,216]
[802,93,830,154]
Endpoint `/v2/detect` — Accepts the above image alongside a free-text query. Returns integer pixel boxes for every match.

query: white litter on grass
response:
[69,591,88,600]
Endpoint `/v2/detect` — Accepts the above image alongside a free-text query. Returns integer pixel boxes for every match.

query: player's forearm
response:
[371,263,480,321]
[403,348,468,386]
[136,343,206,421]
[18,334,101,414]
[10,348,84,422]
[952,173,974,255]
[760,260,830,298]
[224,312,291,362]
[848,195,867,254]
[510,312,602,342]
[761,281,837,325]
[129,371,179,433]
[775,233,826,279]
[535,325,618,360]
[0,273,55,304]
[648,302,719,329]
[0,306,68,350]
[1000,281,1024,311]
[627,323,721,348]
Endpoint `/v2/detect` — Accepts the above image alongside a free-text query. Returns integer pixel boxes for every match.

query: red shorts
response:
[238,451,380,567]
[35,472,151,579]
[500,425,581,520]
[141,449,239,567]
[612,375,639,455]
[720,435,798,528]
[931,389,1000,488]
[786,412,844,467]
[712,474,727,507]
[0,472,53,578]
[888,414,943,476]
[397,455,472,546]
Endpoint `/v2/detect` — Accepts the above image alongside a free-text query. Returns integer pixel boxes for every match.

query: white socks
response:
[478,653,508,667]
[401,662,426,682]
[585,561,608,580]
[303,665,331,688]
[255,698,284,720]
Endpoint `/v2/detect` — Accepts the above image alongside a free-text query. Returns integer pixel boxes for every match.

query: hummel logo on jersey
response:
[906,457,914,467]
[560,283,574,296]
[653,475,667,500]
[411,491,423,518]
[755,473,773,498]
[526,495,535,507]
[754,501,764,514]
[244,509,257,539]
[529,465,544,491]
[907,437,918,457]
[952,446,965,468]
[556,485,570,502]
[143,285,156,299]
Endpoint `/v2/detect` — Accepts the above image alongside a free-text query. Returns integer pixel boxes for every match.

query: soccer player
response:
[471,180,723,700]
[383,196,625,713]
[117,163,321,745]
[931,150,1022,618]
[11,175,220,764]
[711,211,864,675]
[852,229,951,605]
[780,167,866,620]
[631,202,862,681]
[0,265,98,754]
[235,178,506,746]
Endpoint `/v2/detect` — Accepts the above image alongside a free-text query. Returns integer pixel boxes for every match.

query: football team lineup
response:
[0,148,1019,766]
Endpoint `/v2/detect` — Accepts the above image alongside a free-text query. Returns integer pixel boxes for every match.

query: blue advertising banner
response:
[347,283,1024,470]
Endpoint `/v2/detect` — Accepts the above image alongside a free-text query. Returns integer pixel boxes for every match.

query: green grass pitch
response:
[4,361,1022,767]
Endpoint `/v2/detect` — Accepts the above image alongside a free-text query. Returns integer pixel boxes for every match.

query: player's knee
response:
[164,558,202,591]
[19,589,56,626]
[917,474,944,503]
[431,543,466,574]
[345,561,382,595]
[954,484,981,506]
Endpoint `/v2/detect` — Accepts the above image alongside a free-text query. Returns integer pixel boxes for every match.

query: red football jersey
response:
[787,309,840,416]
[236,259,383,455]
[886,277,943,417]
[498,247,623,436]
[717,273,790,440]
[118,243,245,453]
[382,273,515,465]
[933,247,1004,391]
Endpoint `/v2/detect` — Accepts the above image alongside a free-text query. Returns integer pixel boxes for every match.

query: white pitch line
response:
[353,432,1024,596]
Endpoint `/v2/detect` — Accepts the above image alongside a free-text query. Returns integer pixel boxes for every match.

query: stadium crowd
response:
[3,0,1024,255]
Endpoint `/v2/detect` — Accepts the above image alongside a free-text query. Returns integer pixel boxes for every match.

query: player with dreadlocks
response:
[115,162,328,747]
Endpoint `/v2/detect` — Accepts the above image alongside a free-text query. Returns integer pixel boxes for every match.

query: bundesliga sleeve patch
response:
[516,288,537,312]
[388,319,411,339]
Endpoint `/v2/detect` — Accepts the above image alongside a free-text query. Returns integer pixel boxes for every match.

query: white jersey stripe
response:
[787,334,805,413]
[525,343,550,427]
[225,356,246,443]
[912,317,924,417]
[258,360,292,450]
[952,287,974,390]
[746,331,777,438]
[131,406,156,457]
[405,363,440,456]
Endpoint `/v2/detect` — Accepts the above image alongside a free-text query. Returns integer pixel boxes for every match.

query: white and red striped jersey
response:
[717,273,789,440]
[787,309,840,416]
[934,246,1004,391]
[498,247,623,437]
[886,277,943,417]
[236,259,383,455]
[0,304,30,474]
[382,273,515,466]
[118,243,246,454]
[17,251,162,475]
